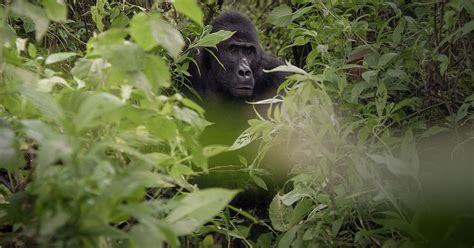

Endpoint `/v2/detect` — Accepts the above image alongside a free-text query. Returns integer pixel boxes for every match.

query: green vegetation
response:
[0,0,473,247]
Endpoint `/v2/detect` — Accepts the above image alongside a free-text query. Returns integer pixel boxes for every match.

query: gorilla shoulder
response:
[189,11,287,102]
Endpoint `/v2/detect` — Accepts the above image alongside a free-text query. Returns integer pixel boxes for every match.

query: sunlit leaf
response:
[20,84,65,125]
[269,194,293,232]
[42,0,67,22]
[229,128,257,151]
[267,5,293,27]
[74,93,124,131]
[0,123,18,170]
[173,0,203,27]
[37,76,72,92]
[45,52,77,65]
[191,30,235,49]
[11,0,50,41]
[166,188,238,235]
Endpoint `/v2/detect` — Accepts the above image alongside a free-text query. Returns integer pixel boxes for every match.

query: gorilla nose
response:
[237,68,252,79]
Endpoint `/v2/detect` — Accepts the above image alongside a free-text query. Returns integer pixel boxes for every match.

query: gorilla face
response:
[189,11,287,102]
[212,38,262,98]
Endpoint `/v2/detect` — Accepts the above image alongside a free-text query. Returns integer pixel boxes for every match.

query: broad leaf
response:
[166,188,238,235]
[42,0,67,22]
[173,0,203,27]
[74,93,124,131]
[11,0,49,41]
[267,5,293,27]
[192,30,235,49]
[45,52,77,65]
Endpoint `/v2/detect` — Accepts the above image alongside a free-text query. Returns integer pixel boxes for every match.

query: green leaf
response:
[98,42,145,72]
[267,5,293,27]
[392,19,405,44]
[229,128,257,151]
[378,52,397,67]
[146,115,178,140]
[110,13,129,28]
[28,43,37,57]
[460,20,474,35]
[461,0,474,15]
[250,174,268,190]
[91,0,106,32]
[420,126,449,138]
[71,58,108,85]
[392,97,419,113]
[278,225,300,248]
[151,20,185,58]
[129,13,157,51]
[361,70,378,82]
[130,222,165,248]
[0,123,19,170]
[332,217,344,236]
[173,0,204,27]
[203,145,228,157]
[192,30,235,49]
[45,52,77,65]
[173,106,211,130]
[11,0,50,41]
[20,84,65,125]
[269,194,293,232]
[290,198,313,225]
[42,0,67,22]
[74,93,124,131]
[436,54,449,76]
[263,60,309,76]
[130,13,184,58]
[387,69,408,80]
[181,98,204,115]
[144,55,171,89]
[21,120,72,174]
[37,76,71,92]
[375,83,387,117]
[166,188,238,235]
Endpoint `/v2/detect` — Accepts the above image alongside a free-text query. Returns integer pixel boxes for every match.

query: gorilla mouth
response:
[235,86,253,91]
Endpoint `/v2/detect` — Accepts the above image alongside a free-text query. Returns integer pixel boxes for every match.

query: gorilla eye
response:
[230,46,238,53]
[245,47,253,55]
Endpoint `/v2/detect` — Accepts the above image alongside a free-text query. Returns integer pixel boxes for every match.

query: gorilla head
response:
[209,12,262,98]
[189,11,287,101]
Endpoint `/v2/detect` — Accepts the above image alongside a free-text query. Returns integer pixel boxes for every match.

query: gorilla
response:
[187,11,289,215]
[189,11,288,102]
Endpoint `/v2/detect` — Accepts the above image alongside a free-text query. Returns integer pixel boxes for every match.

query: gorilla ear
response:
[194,48,212,74]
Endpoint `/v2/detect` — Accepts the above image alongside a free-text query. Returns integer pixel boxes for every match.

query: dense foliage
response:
[0,0,473,247]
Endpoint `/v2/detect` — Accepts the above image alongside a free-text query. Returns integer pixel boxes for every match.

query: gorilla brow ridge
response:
[211,11,258,43]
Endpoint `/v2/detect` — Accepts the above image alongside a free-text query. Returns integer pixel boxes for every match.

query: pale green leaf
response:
[267,5,293,27]
[129,13,157,51]
[11,0,50,41]
[20,84,65,125]
[229,128,257,151]
[173,0,203,27]
[45,52,77,65]
[166,188,238,235]
[37,76,71,92]
[378,52,398,67]
[269,194,293,232]
[42,0,67,22]
[74,93,124,131]
[250,174,268,191]
[203,145,228,157]
[192,30,235,49]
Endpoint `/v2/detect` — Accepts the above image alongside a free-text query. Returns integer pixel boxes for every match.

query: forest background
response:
[0,0,473,247]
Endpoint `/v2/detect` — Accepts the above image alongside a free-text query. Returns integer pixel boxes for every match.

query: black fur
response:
[189,11,287,102]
